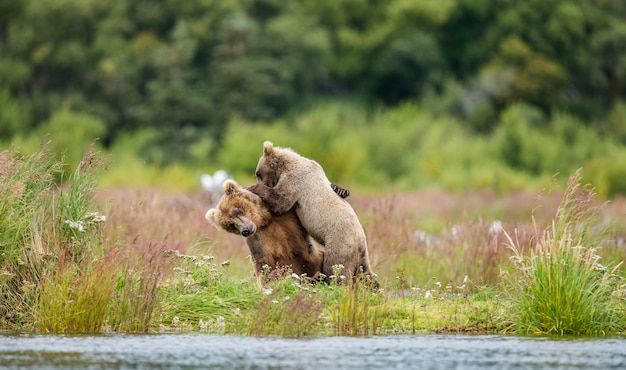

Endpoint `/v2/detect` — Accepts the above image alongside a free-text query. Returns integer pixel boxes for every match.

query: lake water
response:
[1,333,625,369]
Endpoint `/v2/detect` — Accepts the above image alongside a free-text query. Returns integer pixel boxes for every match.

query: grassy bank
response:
[0,145,624,336]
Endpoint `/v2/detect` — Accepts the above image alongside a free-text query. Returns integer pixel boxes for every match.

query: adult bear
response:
[248,141,377,286]
[206,180,350,281]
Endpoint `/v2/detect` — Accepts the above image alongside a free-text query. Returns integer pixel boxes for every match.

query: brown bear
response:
[248,141,376,285]
[205,180,347,281]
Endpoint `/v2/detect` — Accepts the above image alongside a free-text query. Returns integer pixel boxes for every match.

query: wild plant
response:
[246,284,325,337]
[505,170,625,335]
[105,241,171,333]
[158,248,261,332]
[0,142,178,333]
[0,142,61,329]
[331,266,385,336]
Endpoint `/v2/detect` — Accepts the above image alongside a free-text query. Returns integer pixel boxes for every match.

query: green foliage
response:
[213,100,626,195]
[585,151,626,198]
[0,143,60,329]
[1,0,624,145]
[0,144,171,333]
[217,117,292,183]
[98,129,200,191]
[244,274,326,337]
[0,89,27,139]
[38,262,115,333]
[158,249,262,331]
[17,108,107,180]
[505,171,625,335]
[1,0,626,196]
[330,273,385,336]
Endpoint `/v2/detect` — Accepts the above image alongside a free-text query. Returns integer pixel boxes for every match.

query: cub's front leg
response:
[246,183,294,214]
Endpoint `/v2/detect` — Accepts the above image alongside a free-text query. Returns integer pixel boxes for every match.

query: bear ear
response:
[205,208,219,226]
[223,179,239,195]
[263,141,274,157]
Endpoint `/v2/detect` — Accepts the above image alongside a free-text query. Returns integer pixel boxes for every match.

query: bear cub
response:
[251,141,376,285]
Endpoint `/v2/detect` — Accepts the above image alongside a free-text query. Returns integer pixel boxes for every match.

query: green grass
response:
[154,256,509,336]
[0,142,170,333]
[1,144,624,336]
[505,170,626,335]
[0,142,62,329]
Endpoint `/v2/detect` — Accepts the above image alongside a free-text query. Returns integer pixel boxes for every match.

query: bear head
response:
[255,141,296,187]
[205,180,270,237]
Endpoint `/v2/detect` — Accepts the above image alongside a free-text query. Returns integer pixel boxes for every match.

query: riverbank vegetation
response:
[1,145,624,336]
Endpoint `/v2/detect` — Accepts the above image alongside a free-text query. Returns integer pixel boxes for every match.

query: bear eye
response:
[233,208,243,217]
[255,171,262,180]
[225,222,236,231]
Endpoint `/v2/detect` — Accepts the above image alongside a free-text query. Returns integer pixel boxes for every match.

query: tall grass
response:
[356,192,541,288]
[0,142,175,333]
[505,170,625,335]
[0,142,60,329]
[331,273,385,336]
[245,277,325,337]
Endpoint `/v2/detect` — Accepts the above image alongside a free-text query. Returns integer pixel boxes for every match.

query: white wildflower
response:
[182,276,195,286]
[85,212,107,223]
[65,220,85,232]
[424,290,431,299]
[262,288,273,295]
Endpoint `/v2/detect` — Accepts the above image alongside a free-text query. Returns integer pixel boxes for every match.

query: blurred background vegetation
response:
[2,0,626,197]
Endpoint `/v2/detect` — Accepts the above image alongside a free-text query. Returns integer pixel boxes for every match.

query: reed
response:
[505,170,625,335]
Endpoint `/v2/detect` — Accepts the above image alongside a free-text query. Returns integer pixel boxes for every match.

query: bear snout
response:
[241,224,257,237]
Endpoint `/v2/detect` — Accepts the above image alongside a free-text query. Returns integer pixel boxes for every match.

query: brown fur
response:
[205,180,324,280]
[250,141,377,285]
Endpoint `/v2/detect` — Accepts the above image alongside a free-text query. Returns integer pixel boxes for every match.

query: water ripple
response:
[1,334,625,369]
